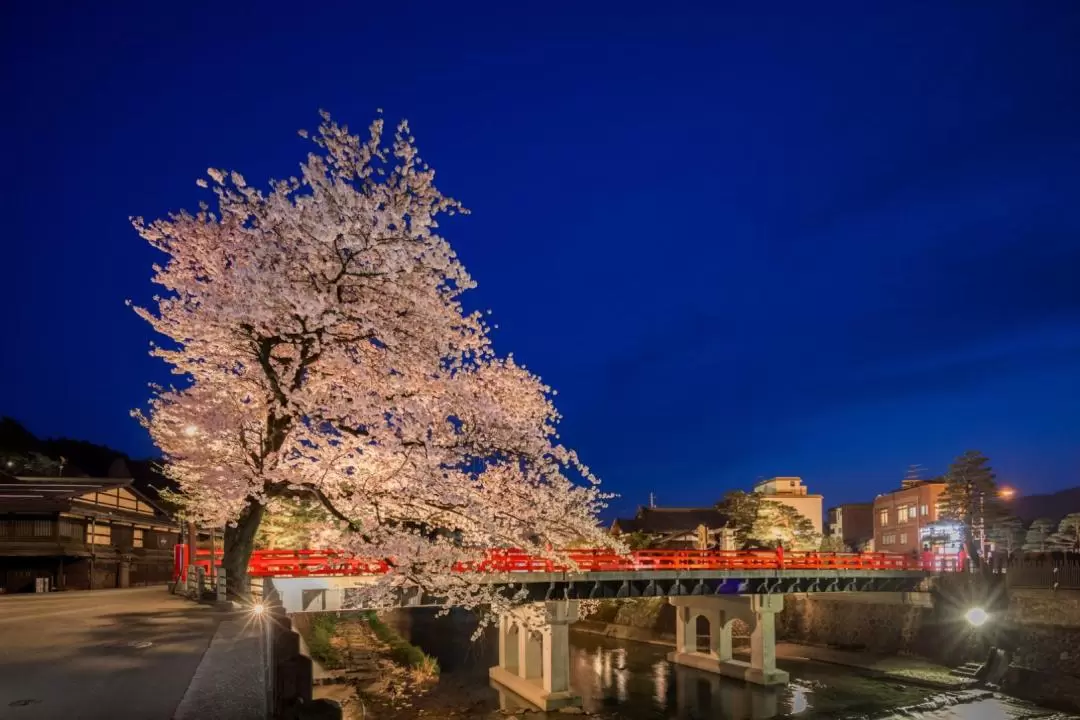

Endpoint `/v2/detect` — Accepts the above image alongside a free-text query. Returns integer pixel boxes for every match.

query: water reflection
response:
[382,611,1058,720]
[571,640,783,719]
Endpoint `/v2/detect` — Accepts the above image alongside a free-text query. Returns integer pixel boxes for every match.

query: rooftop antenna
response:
[649,492,656,508]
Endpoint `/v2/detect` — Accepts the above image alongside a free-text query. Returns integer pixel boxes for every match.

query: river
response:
[381,609,1075,719]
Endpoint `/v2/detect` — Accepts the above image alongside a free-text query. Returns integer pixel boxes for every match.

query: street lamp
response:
[183,425,198,437]
[999,487,1016,500]
[965,607,989,627]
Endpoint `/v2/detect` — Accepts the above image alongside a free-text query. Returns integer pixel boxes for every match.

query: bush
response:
[306,614,345,669]
[364,612,440,678]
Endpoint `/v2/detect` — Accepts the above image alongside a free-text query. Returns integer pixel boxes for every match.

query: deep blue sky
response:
[3,2,1079,519]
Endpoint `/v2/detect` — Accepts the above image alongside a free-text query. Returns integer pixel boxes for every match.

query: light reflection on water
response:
[383,611,1062,720]
[569,640,784,719]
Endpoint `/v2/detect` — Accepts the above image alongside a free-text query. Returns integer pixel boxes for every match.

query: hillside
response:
[1012,486,1080,524]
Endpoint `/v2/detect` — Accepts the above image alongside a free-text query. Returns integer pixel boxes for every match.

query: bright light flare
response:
[251,602,266,617]
[183,425,198,437]
[965,607,989,627]
[999,487,1016,500]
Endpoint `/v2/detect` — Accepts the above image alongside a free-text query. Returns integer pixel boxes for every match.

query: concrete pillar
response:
[674,606,693,654]
[748,594,788,685]
[716,618,733,662]
[118,558,131,589]
[541,601,577,694]
[667,595,789,687]
[498,615,519,673]
[489,601,580,711]
[519,629,542,680]
[216,568,227,603]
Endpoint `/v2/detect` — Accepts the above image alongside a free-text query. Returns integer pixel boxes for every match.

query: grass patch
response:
[305,614,346,669]
[363,612,440,678]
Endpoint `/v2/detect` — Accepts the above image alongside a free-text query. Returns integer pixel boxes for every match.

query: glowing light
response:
[965,607,989,627]
[251,602,266,617]
[999,487,1016,500]
[183,425,198,437]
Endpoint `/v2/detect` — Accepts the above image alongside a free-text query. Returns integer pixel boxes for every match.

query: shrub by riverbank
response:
[363,611,440,678]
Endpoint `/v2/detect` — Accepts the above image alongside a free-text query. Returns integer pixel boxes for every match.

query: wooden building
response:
[611,506,730,549]
[0,473,180,593]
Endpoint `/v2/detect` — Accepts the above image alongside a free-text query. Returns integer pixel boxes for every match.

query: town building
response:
[754,477,824,535]
[826,502,874,551]
[611,506,729,549]
[872,477,948,556]
[0,472,180,593]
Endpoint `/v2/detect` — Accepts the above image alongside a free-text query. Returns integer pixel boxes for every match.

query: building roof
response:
[612,506,729,535]
[0,475,130,505]
[0,475,177,527]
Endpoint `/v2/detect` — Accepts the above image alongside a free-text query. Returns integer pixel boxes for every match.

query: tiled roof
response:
[612,506,729,534]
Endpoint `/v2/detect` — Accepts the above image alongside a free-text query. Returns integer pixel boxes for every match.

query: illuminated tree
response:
[1049,513,1080,553]
[937,450,1003,562]
[1022,518,1055,553]
[820,535,848,553]
[987,514,1024,557]
[717,490,820,551]
[134,112,614,611]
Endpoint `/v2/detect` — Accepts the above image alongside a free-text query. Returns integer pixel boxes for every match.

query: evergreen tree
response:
[820,535,848,553]
[1048,513,1080,553]
[1022,518,1056,553]
[937,450,1003,562]
[987,514,1024,557]
[717,490,820,550]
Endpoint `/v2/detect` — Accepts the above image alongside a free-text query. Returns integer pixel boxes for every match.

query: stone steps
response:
[951,662,983,678]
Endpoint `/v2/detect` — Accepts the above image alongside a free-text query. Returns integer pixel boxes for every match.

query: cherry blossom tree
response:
[133,112,615,613]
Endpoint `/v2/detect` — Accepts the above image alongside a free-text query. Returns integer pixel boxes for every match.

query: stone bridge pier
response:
[668,594,789,686]
[489,600,581,711]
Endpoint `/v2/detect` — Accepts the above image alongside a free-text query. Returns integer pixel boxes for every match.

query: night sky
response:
[3,2,1079,519]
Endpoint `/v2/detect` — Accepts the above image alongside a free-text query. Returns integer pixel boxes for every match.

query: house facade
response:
[872,478,947,556]
[0,474,180,593]
[754,477,824,535]
[826,502,874,551]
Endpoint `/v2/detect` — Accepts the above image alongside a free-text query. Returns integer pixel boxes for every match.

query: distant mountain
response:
[0,416,177,506]
[1012,487,1080,524]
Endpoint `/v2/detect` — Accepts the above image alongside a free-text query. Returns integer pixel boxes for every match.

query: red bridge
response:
[175,546,963,582]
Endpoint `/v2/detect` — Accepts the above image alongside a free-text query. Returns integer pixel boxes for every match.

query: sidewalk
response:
[173,618,268,720]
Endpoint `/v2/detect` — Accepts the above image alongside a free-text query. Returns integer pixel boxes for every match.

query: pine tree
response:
[1048,513,1080,553]
[937,450,1003,562]
[987,515,1024,557]
[1022,518,1056,553]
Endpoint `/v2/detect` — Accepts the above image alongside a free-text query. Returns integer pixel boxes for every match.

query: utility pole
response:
[649,492,656,508]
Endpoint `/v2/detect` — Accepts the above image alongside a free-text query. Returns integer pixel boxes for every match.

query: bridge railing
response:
[176,545,966,579]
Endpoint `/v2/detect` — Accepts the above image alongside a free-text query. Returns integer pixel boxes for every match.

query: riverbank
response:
[295,611,440,717]
[573,619,969,690]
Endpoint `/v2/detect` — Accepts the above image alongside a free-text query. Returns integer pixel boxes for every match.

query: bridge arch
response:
[694,613,711,653]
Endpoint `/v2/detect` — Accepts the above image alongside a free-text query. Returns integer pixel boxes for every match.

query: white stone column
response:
[674,605,693,654]
[216,568,227,602]
[541,601,578,694]
[749,594,788,684]
[498,615,519,672]
[716,617,734,662]
[519,629,542,680]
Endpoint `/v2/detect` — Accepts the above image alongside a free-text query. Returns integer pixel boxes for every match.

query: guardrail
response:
[175,546,963,581]
[1005,560,1080,590]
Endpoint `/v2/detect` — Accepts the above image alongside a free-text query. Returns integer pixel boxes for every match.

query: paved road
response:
[0,587,226,720]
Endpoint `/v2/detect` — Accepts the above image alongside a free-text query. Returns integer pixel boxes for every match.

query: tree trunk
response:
[222,499,265,601]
